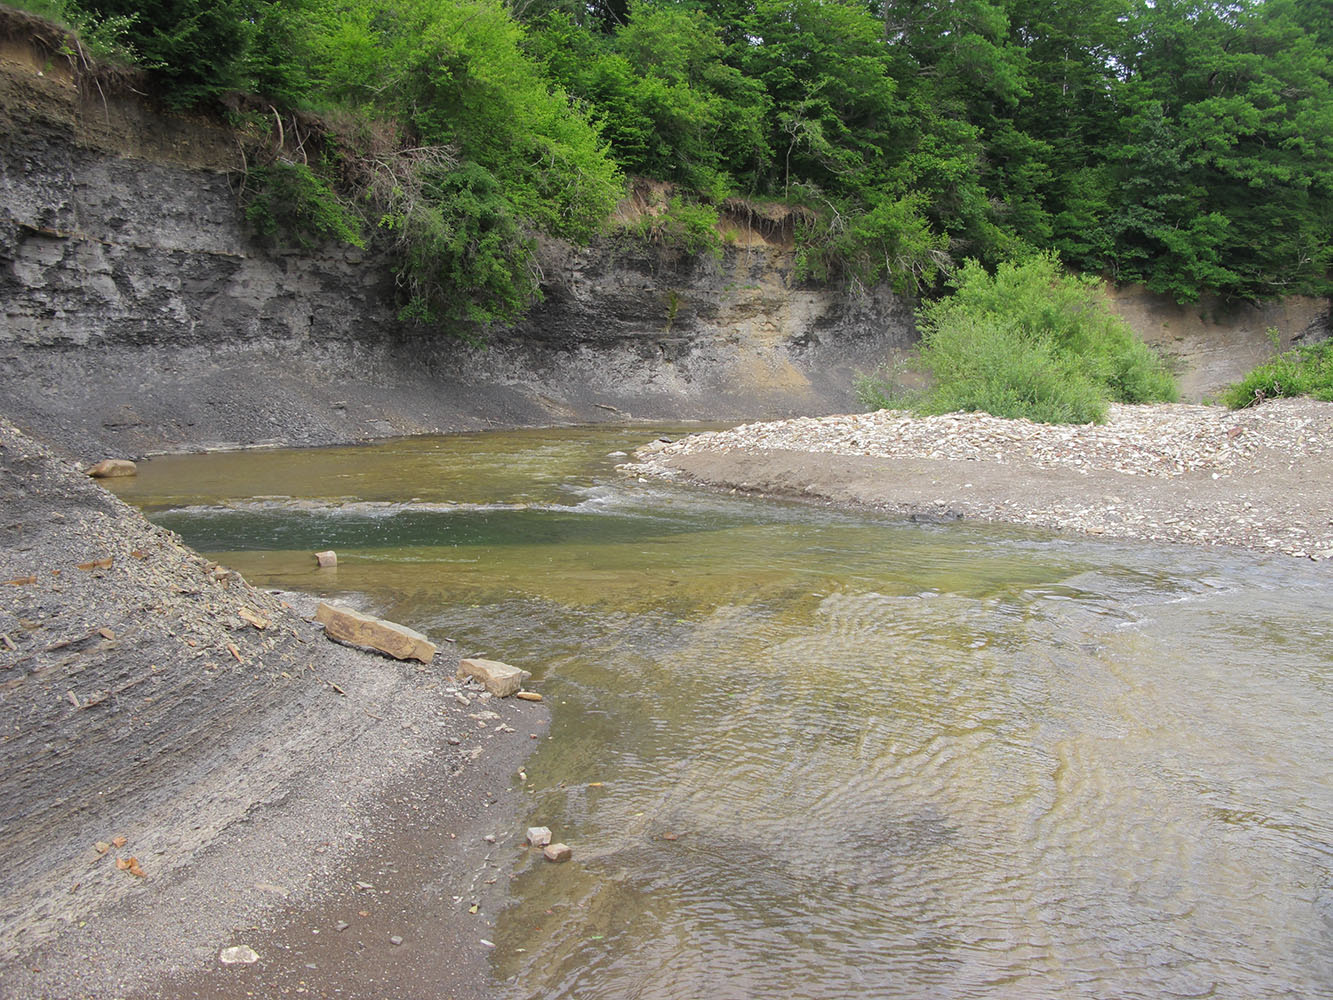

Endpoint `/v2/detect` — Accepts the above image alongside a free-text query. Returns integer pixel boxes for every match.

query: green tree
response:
[91,0,253,104]
[1108,0,1333,299]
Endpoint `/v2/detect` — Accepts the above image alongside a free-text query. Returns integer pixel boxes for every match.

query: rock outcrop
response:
[458,657,531,698]
[0,30,914,458]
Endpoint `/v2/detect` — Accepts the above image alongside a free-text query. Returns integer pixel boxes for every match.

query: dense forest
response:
[15,0,1333,333]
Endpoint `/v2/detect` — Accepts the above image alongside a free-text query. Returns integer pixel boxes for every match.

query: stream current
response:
[110,425,1333,999]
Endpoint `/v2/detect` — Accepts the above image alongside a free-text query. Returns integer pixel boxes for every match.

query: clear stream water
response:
[109,426,1333,1000]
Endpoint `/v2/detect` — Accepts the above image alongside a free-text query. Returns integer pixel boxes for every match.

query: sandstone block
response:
[316,603,436,663]
[88,459,136,478]
[457,657,530,698]
[315,550,338,568]
[543,843,572,863]
[527,826,552,847]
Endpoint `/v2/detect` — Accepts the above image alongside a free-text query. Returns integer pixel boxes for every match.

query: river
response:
[108,425,1333,1000]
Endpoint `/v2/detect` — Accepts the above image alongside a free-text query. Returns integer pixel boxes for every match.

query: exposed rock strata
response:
[0,35,913,459]
[0,417,542,998]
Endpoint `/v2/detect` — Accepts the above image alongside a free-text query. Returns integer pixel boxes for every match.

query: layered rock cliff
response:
[0,29,915,458]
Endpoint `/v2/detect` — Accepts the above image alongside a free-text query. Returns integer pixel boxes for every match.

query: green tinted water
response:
[111,426,1333,999]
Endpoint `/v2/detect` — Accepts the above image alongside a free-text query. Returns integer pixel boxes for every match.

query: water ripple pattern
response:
[110,426,1333,1000]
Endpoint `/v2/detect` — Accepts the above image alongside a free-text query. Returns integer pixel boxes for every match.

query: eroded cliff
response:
[0,28,915,458]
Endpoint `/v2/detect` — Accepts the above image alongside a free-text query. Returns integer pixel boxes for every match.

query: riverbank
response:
[0,417,545,999]
[627,399,1333,559]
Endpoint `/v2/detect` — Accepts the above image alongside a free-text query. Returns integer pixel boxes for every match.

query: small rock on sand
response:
[218,945,259,965]
[543,843,572,863]
[527,826,552,847]
[457,657,530,698]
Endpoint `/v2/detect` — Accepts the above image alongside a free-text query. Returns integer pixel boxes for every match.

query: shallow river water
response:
[111,426,1333,1000]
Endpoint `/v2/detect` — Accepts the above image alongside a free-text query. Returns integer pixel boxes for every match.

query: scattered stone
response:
[457,658,530,698]
[484,834,496,844]
[315,550,338,568]
[526,826,552,847]
[219,945,260,965]
[480,939,496,949]
[389,935,404,947]
[543,843,572,863]
[335,921,350,933]
[516,691,543,702]
[87,459,136,479]
[316,603,436,663]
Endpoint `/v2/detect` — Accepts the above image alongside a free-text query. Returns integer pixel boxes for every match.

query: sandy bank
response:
[628,399,1333,558]
[0,418,545,999]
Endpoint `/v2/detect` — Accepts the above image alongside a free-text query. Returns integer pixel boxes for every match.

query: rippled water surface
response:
[111,427,1333,999]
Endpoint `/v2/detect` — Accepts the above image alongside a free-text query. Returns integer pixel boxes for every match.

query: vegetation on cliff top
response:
[6,0,1332,339]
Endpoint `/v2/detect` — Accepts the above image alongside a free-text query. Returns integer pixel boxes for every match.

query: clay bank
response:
[1,15,1329,460]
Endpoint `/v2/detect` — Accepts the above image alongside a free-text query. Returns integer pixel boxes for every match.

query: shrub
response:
[379,161,538,332]
[796,191,951,297]
[632,195,722,258]
[862,253,1178,424]
[242,161,364,251]
[6,0,140,63]
[1223,338,1333,408]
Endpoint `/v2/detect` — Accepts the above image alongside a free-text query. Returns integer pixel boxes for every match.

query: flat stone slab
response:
[87,458,136,478]
[316,603,436,663]
[457,657,530,698]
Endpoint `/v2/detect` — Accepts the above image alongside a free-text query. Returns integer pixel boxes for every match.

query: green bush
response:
[90,0,255,105]
[242,161,364,251]
[795,191,951,297]
[1223,338,1333,408]
[631,195,722,258]
[380,161,538,332]
[6,0,140,63]
[861,254,1178,424]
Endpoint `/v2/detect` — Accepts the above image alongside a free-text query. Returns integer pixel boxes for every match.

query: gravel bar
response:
[627,399,1333,559]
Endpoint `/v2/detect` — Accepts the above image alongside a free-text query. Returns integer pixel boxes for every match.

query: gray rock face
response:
[0,60,916,457]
